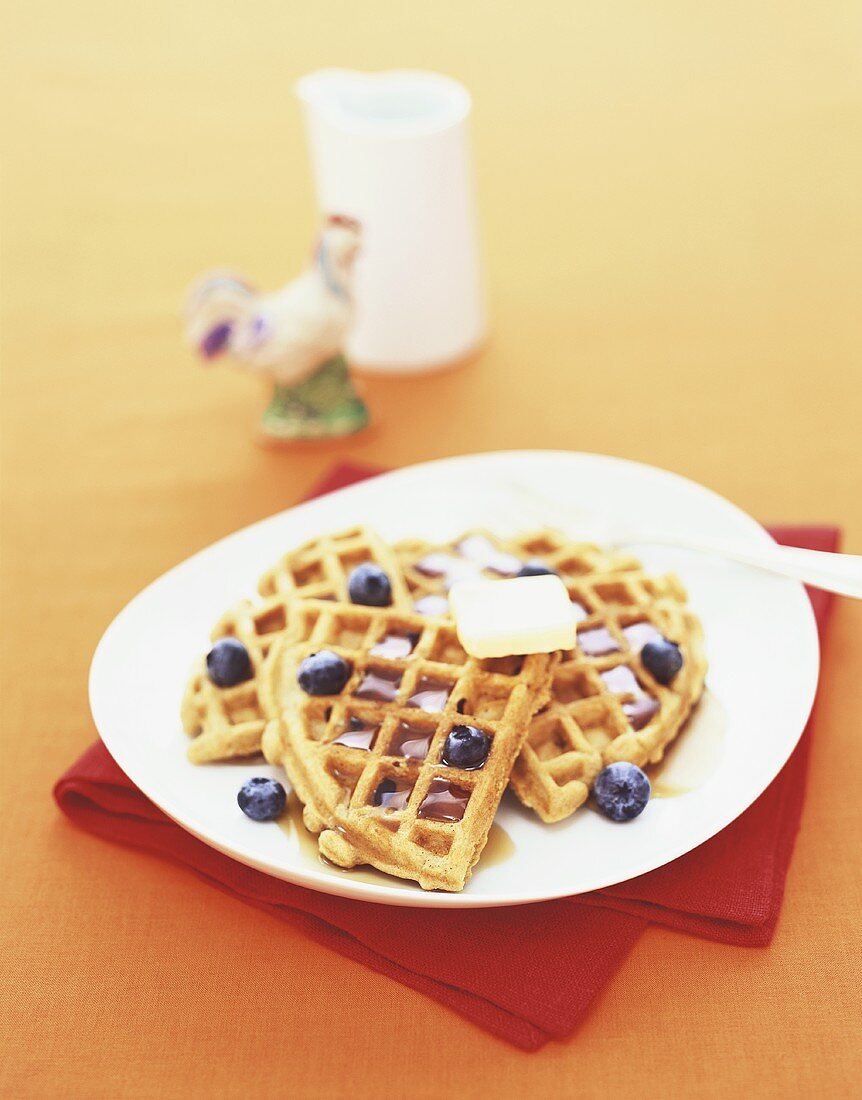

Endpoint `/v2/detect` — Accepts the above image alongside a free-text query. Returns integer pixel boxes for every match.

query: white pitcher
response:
[297,69,486,373]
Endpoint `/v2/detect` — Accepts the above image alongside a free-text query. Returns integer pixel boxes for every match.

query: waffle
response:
[393,530,707,822]
[182,595,295,764]
[182,527,413,763]
[396,528,644,613]
[511,584,706,821]
[259,599,555,891]
[257,525,413,605]
[185,525,706,836]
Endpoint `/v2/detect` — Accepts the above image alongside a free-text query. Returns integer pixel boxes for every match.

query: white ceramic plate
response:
[89,451,819,909]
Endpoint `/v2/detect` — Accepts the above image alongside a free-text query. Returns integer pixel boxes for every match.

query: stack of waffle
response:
[182,526,707,891]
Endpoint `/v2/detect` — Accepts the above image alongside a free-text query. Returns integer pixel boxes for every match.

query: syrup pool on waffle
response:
[413,534,523,591]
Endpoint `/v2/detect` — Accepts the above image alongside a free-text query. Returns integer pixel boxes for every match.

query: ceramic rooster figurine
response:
[184,214,369,440]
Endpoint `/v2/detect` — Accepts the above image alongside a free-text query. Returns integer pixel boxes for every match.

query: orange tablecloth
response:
[2,2,860,1096]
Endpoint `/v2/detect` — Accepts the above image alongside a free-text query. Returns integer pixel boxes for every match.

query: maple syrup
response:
[578,626,622,656]
[413,552,479,588]
[481,821,516,867]
[621,621,662,651]
[387,720,433,760]
[622,695,660,731]
[353,667,402,702]
[413,595,449,617]
[416,778,471,822]
[276,800,411,889]
[454,535,522,576]
[373,776,414,810]
[275,796,514,887]
[406,677,451,712]
[648,689,727,798]
[331,716,378,751]
[370,632,419,659]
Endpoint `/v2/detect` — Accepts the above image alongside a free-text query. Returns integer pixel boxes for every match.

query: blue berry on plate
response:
[442,724,491,770]
[348,563,393,607]
[237,777,287,821]
[641,638,684,685]
[206,637,252,687]
[297,650,352,695]
[517,560,558,578]
[594,762,651,822]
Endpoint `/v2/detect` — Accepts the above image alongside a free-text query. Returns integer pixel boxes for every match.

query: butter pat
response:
[449,575,577,659]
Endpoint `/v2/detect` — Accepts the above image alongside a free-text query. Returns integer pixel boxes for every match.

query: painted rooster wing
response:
[185,223,360,387]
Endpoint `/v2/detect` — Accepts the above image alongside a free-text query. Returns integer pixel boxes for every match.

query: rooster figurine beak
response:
[327,213,362,266]
[327,212,361,233]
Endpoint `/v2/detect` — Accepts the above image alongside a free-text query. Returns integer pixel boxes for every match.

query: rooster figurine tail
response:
[183,216,370,442]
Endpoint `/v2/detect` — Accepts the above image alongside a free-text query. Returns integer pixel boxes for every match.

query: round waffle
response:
[182,527,413,763]
[393,531,707,822]
[259,599,555,891]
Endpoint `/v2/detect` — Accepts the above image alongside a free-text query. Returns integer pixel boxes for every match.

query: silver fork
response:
[478,479,862,600]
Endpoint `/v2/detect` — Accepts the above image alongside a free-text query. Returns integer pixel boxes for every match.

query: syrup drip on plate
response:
[648,689,727,798]
[276,800,411,889]
[276,797,513,887]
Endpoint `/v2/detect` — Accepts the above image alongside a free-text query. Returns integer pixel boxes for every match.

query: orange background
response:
[2,2,861,1096]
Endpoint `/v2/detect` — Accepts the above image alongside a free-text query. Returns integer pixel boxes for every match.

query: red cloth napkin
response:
[55,463,840,1050]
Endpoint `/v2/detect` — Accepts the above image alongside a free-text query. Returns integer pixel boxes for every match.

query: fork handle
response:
[493,479,859,598]
[630,535,862,599]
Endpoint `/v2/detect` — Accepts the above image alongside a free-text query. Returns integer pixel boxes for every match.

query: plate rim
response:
[89,449,820,908]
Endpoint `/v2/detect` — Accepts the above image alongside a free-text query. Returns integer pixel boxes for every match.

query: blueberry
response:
[517,560,558,578]
[297,650,352,695]
[237,776,287,822]
[206,637,252,687]
[641,638,684,685]
[594,762,651,822]
[348,563,393,607]
[442,725,491,770]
